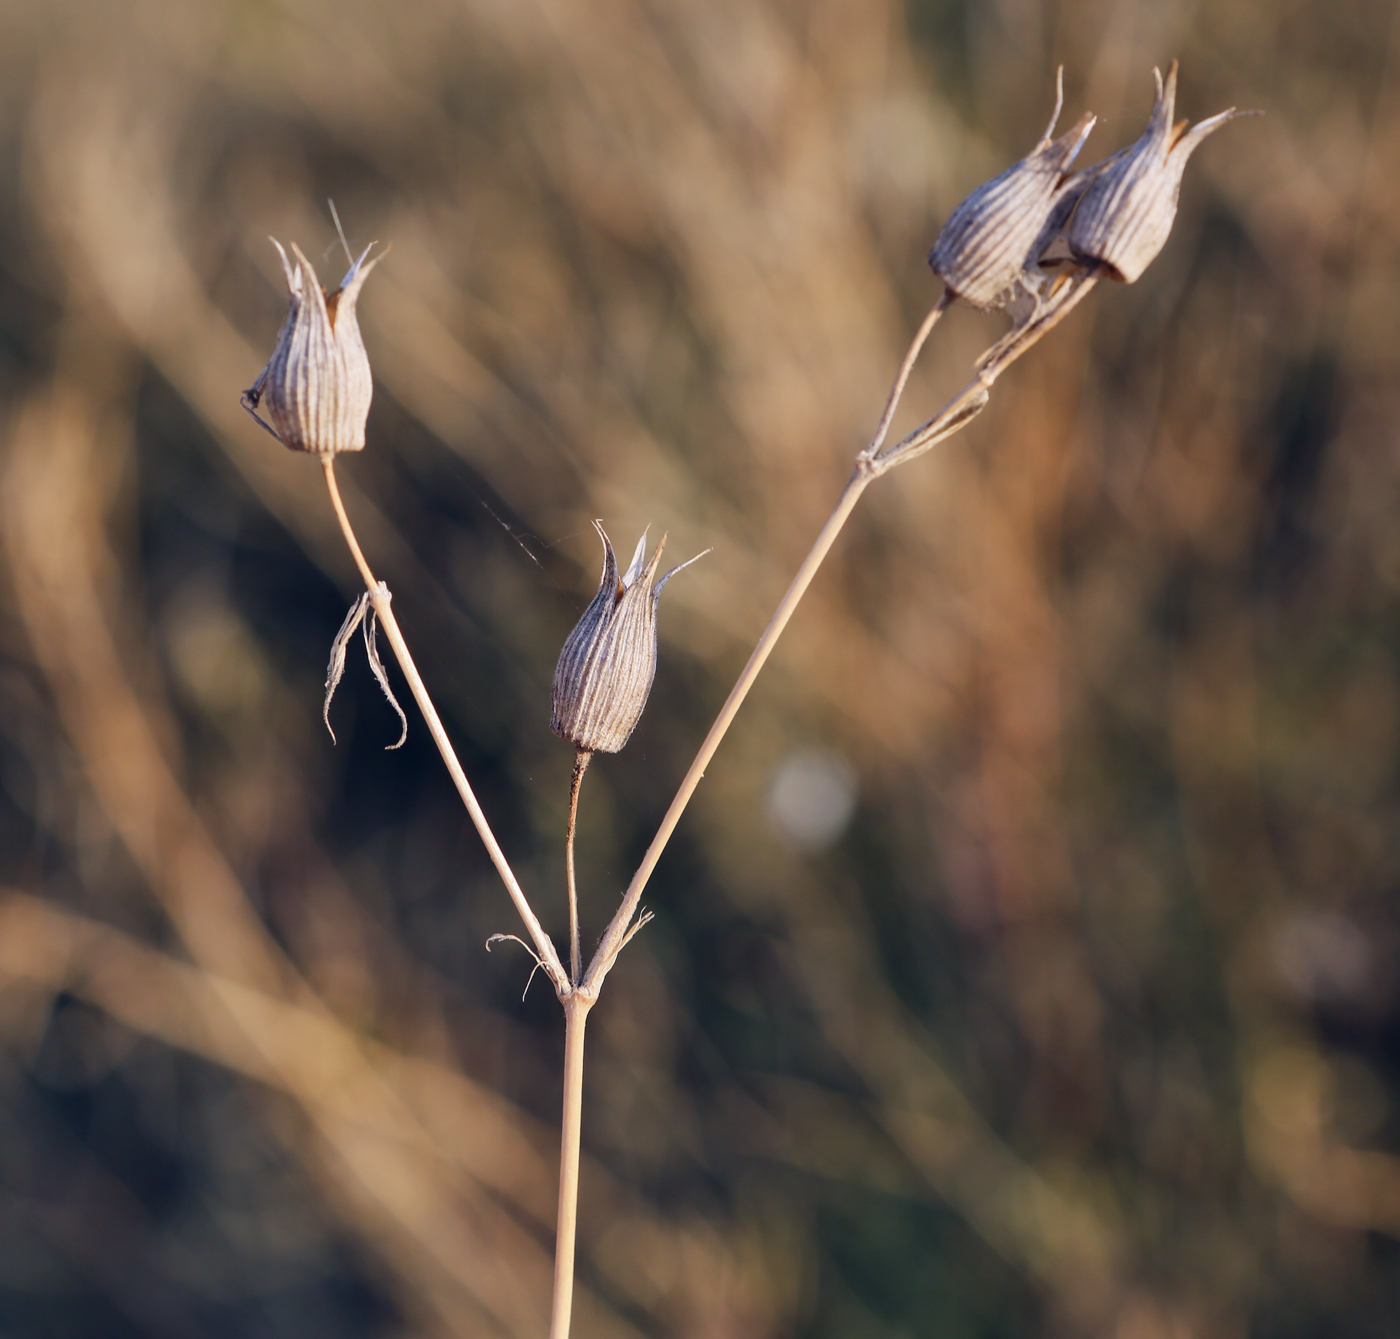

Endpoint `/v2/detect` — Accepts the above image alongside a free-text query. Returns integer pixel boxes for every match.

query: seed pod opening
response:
[1068,62,1249,283]
[551,523,704,754]
[244,239,382,456]
[929,70,1096,311]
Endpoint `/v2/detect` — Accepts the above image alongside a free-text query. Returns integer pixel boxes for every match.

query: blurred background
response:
[0,0,1395,1335]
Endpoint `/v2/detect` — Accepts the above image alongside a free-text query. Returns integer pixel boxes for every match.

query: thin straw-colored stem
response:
[321,458,568,992]
[862,291,951,462]
[584,277,1094,992]
[584,302,950,992]
[321,457,379,591]
[549,993,591,1339]
[583,463,871,993]
[877,269,1100,472]
[565,748,592,985]
[582,302,951,993]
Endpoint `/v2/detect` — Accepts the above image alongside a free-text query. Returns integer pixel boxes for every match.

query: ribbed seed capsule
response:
[244,239,382,456]
[551,523,703,754]
[1068,62,1248,283]
[929,71,1096,311]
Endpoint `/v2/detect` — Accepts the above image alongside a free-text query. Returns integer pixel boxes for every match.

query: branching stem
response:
[320,457,568,992]
[583,465,872,993]
[565,748,592,985]
[581,299,949,992]
[585,273,1098,992]
[315,273,1095,1339]
[865,291,951,458]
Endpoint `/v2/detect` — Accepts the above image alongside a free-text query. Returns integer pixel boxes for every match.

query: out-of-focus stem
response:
[548,993,591,1339]
[565,749,591,985]
[321,458,568,993]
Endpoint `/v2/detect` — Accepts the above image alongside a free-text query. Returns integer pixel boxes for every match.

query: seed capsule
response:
[551,523,704,754]
[929,70,1096,311]
[243,239,382,456]
[1068,62,1248,283]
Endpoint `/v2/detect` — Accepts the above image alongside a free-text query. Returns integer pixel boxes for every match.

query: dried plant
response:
[550,523,705,983]
[243,63,1249,1339]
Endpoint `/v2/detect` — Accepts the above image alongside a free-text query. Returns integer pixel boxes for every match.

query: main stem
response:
[320,458,567,991]
[549,994,591,1339]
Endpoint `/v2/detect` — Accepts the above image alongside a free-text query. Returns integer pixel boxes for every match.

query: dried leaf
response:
[362,605,408,750]
[485,933,546,999]
[324,593,370,743]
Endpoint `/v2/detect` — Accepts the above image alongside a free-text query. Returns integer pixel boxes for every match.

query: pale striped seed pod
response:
[244,239,382,456]
[929,70,1096,311]
[1068,62,1248,284]
[551,523,704,754]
